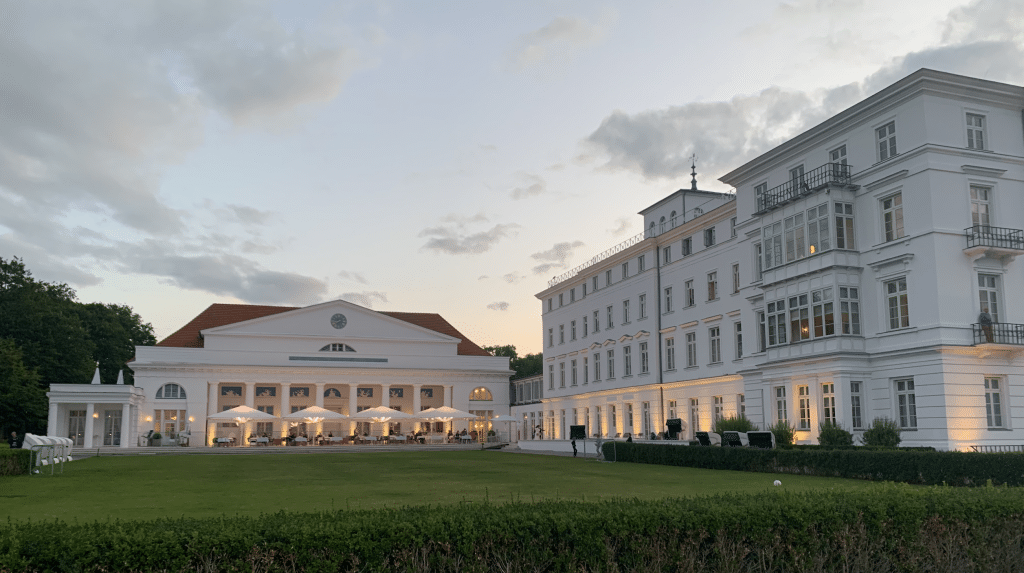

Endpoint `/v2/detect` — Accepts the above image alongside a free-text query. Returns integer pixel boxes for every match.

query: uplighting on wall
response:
[188,416,195,422]
[145,416,152,422]
[92,412,99,418]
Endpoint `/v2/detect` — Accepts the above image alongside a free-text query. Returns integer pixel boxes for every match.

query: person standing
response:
[8,431,18,449]
[571,439,577,457]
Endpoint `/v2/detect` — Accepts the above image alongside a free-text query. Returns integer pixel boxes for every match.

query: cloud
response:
[608,218,631,236]
[226,205,274,227]
[509,173,546,200]
[477,275,489,281]
[341,291,388,309]
[337,270,368,284]
[419,221,520,255]
[487,302,510,311]
[503,272,526,284]
[506,12,613,71]
[530,241,585,275]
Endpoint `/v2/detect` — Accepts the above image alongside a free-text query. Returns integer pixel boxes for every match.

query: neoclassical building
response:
[517,69,1024,451]
[47,301,511,447]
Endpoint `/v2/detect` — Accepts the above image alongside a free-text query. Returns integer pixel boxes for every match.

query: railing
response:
[547,230,648,288]
[756,162,853,213]
[972,323,1024,346]
[964,226,1024,251]
[969,444,1024,453]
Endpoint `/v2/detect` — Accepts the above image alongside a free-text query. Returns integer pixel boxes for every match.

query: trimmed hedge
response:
[1,487,1023,572]
[0,449,30,476]
[601,441,1024,486]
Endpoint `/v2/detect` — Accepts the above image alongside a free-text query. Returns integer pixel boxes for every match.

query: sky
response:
[2,0,1023,355]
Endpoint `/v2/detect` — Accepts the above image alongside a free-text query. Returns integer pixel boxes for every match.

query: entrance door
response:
[68,410,86,446]
[103,410,122,446]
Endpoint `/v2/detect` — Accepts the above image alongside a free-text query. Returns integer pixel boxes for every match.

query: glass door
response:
[103,409,122,446]
[68,410,86,446]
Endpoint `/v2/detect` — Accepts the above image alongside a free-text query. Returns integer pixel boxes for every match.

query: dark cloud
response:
[419,222,520,255]
[530,241,585,275]
[487,302,510,311]
[341,291,388,309]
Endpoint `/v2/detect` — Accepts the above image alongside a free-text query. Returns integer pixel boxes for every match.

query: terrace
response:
[755,162,854,214]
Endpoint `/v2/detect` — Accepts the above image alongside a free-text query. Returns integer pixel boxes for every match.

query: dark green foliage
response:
[75,302,156,385]
[768,419,796,446]
[712,415,758,434]
[818,420,854,447]
[0,339,47,436]
[601,441,1024,486]
[0,448,31,476]
[1,488,1023,571]
[862,417,902,447]
[484,344,543,380]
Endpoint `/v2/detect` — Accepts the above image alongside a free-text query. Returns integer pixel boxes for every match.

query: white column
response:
[315,383,325,408]
[208,383,218,416]
[84,403,96,448]
[244,382,255,408]
[120,403,131,448]
[47,402,58,436]
[349,384,358,435]
[444,385,452,407]
[380,384,390,436]
[280,383,291,440]
[413,384,422,431]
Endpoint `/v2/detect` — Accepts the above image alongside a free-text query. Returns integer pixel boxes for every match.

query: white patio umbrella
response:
[283,406,349,442]
[492,414,518,443]
[206,406,278,446]
[419,406,477,436]
[349,406,413,436]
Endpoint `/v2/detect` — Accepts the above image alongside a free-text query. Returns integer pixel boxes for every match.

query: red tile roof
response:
[156,303,492,356]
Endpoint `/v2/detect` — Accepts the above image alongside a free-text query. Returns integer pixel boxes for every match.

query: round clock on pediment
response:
[330,313,348,329]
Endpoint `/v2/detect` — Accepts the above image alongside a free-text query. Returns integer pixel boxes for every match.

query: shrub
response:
[152,432,162,440]
[712,415,758,434]
[862,417,901,447]
[768,419,796,446]
[0,448,31,476]
[818,420,854,447]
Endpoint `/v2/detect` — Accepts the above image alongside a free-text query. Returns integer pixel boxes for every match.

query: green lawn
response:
[2,450,880,523]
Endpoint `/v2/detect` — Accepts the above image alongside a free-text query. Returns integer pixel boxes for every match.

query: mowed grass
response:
[2,450,880,523]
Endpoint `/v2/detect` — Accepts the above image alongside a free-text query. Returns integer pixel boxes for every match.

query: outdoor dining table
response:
[458,435,474,442]
[389,435,407,443]
[215,438,232,447]
[427,435,445,444]
[362,436,378,443]
[293,437,308,445]
[329,436,345,444]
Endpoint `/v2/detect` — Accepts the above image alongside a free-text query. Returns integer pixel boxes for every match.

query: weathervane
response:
[690,153,698,191]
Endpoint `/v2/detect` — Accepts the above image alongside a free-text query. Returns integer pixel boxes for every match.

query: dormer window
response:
[320,343,356,352]
[156,384,186,399]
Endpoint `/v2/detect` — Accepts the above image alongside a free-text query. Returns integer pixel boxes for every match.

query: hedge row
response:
[601,441,1024,486]
[0,449,30,476]
[2,487,1023,572]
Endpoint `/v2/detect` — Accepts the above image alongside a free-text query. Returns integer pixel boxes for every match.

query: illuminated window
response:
[320,343,356,352]
[469,387,493,401]
[156,384,186,399]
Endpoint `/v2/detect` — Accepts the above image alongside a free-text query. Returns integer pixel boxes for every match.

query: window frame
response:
[885,276,910,330]
[881,192,905,242]
[707,271,718,301]
[797,385,811,430]
[850,381,863,429]
[709,326,721,364]
[665,337,676,370]
[966,113,985,150]
[876,120,897,162]
[685,331,697,368]
[894,377,917,429]
[985,377,1006,429]
[821,383,836,425]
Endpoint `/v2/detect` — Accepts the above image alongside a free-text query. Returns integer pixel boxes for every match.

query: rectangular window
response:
[685,280,695,307]
[885,277,910,329]
[607,350,615,379]
[978,273,1000,322]
[583,357,589,384]
[627,404,634,433]
[790,165,805,191]
[840,287,861,335]
[822,383,836,425]
[731,217,738,238]
[610,405,616,431]
[665,338,675,370]
[582,283,586,297]
[606,269,612,287]
[971,185,991,228]
[895,378,917,429]
[664,287,673,313]
[877,121,897,161]
[811,287,835,338]
[789,293,810,342]
[807,203,830,255]
[559,293,563,307]
[704,227,716,247]
[850,381,863,429]
[640,341,649,373]
[583,315,588,337]
[682,237,692,256]
[754,242,763,280]
[709,327,721,364]
[663,246,671,264]
[668,400,677,420]
[639,293,647,319]
[559,362,565,388]
[570,288,575,302]
[734,321,743,359]
[547,299,553,312]
[775,387,788,424]
[737,394,745,417]
[732,263,740,294]
[755,182,768,212]
[985,377,1004,428]
[767,300,787,346]
[690,399,700,435]
[594,310,600,332]
[830,144,847,166]
[835,202,855,249]
[713,396,724,422]
[966,113,985,150]
[593,353,601,381]
[592,276,598,292]
[797,385,811,430]
[570,320,577,341]
[606,306,613,329]
[707,271,718,301]
[623,346,632,376]
[685,332,697,367]
[784,212,805,262]
[548,328,553,347]
[763,221,783,270]
[882,193,904,241]
[570,360,577,386]
[559,324,564,344]
[638,255,645,272]
[548,365,554,390]
[622,299,630,324]
[757,311,766,352]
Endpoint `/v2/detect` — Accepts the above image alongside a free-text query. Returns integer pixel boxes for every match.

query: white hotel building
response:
[516,69,1024,450]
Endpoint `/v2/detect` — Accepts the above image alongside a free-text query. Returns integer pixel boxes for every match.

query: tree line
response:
[482,344,542,380]
[0,257,156,437]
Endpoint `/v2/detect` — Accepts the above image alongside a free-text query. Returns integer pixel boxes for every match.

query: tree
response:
[0,339,47,437]
[77,303,156,385]
[483,345,543,380]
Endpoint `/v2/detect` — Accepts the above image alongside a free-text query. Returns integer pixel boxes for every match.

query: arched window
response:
[469,387,493,401]
[156,383,186,399]
[319,343,356,352]
[648,222,655,237]
[670,211,677,228]
[659,216,666,234]
[324,388,343,398]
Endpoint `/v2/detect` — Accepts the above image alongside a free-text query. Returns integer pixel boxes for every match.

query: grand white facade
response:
[47,300,511,447]
[516,69,1024,451]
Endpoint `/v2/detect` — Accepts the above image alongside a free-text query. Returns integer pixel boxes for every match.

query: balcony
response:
[972,323,1024,346]
[755,163,854,214]
[964,226,1024,262]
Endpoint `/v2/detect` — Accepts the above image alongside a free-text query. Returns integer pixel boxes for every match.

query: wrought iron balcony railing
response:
[972,323,1024,346]
[964,226,1024,251]
[755,162,853,213]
